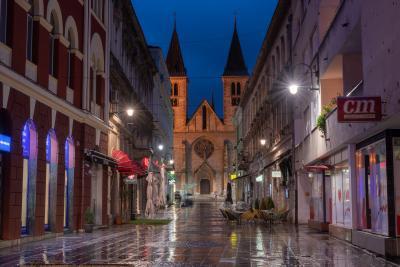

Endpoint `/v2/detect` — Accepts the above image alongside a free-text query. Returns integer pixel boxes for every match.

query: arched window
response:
[45,129,58,231]
[202,105,207,130]
[21,119,38,235]
[236,82,241,95]
[173,83,178,96]
[0,0,8,44]
[64,137,75,229]
[67,30,73,88]
[49,13,57,77]
[231,82,235,96]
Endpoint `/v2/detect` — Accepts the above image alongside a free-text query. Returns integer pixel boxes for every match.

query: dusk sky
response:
[132,0,278,117]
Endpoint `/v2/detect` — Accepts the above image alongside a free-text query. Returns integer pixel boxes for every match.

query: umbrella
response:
[145,172,155,218]
[153,173,160,209]
[159,164,166,207]
[226,182,233,204]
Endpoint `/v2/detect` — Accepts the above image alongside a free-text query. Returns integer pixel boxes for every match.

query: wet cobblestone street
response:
[0,201,398,266]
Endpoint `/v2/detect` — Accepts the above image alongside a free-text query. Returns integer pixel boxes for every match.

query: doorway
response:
[91,165,103,225]
[200,179,210,194]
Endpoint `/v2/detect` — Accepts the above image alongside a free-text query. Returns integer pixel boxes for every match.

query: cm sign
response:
[337,96,382,122]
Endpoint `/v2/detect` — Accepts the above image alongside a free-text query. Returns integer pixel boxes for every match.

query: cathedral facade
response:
[167,21,248,195]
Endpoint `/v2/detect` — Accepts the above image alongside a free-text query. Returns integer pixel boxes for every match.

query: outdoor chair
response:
[219,208,228,220]
[225,209,241,224]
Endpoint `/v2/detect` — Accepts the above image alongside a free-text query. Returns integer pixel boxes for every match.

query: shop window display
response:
[356,139,388,235]
[331,165,351,227]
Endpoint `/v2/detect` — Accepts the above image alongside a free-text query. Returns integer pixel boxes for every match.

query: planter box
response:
[308,220,329,232]
[329,224,352,242]
[352,230,399,257]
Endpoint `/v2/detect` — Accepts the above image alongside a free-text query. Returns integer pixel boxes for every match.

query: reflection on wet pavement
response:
[0,201,398,266]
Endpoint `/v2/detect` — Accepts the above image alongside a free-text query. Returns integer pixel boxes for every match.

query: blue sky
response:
[132,0,278,117]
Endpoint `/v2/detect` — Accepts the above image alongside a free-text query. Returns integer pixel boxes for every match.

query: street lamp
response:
[170,170,175,175]
[169,159,174,165]
[110,108,134,117]
[260,139,267,146]
[289,84,299,95]
[158,144,164,151]
[126,108,134,116]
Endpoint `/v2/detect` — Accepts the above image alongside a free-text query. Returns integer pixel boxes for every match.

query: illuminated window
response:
[21,119,38,235]
[64,137,75,228]
[45,129,58,231]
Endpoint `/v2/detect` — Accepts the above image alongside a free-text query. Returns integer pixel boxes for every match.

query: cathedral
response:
[167,21,248,195]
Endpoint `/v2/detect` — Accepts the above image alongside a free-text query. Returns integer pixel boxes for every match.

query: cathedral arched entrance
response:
[200,179,210,194]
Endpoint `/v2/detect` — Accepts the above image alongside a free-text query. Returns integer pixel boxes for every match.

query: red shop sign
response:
[337,96,382,122]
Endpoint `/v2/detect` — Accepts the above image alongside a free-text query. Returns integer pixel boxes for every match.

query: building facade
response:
[233,0,293,214]
[108,0,157,222]
[292,0,400,256]
[0,0,111,242]
[169,22,248,195]
[233,0,400,256]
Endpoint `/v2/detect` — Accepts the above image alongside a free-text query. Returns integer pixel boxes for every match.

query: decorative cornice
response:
[56,34,70,47]
[71,49,84,61]
[15,0,31,12]
[34,16,53,32]
[0,64,110,132]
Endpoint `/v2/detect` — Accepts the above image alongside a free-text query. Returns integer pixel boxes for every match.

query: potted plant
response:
[84,208,94,233]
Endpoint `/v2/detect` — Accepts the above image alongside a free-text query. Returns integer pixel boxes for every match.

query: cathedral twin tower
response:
[167,20,249,131]
[166,20,249,194]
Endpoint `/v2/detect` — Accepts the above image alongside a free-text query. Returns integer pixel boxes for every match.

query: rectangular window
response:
[0,0,7,44]
[26,13,34,61]
[49,35,55,76]
[67,50,73,88]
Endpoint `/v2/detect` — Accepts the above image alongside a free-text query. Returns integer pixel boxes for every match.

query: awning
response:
[85,149,117,167]
[305,164,332,173]
[112,150,146,177]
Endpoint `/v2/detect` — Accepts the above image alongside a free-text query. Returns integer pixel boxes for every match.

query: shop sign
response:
[0,134,11,152]
[256,175,263,182]
[272,171,282,178]
[230,173,238,180]
[337,96,382,122]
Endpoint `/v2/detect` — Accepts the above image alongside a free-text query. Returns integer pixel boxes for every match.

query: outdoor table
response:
[231,210,245,224]
[260,210,275,226]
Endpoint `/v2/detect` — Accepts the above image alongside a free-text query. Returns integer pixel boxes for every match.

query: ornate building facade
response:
[168,21,248,195]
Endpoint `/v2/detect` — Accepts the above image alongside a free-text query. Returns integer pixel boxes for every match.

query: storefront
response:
[351,130,400,256]
[0,132,11,239]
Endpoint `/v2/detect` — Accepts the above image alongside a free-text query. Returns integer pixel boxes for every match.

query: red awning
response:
[112,150,146,177]
[305,164,332,173]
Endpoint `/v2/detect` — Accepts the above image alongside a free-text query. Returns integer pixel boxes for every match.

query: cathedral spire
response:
[223,17,248,76]
[166,16,186,77]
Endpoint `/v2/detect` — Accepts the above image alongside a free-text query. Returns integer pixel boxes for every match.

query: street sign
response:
[0,134,11,152]
[337,96,382,122]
